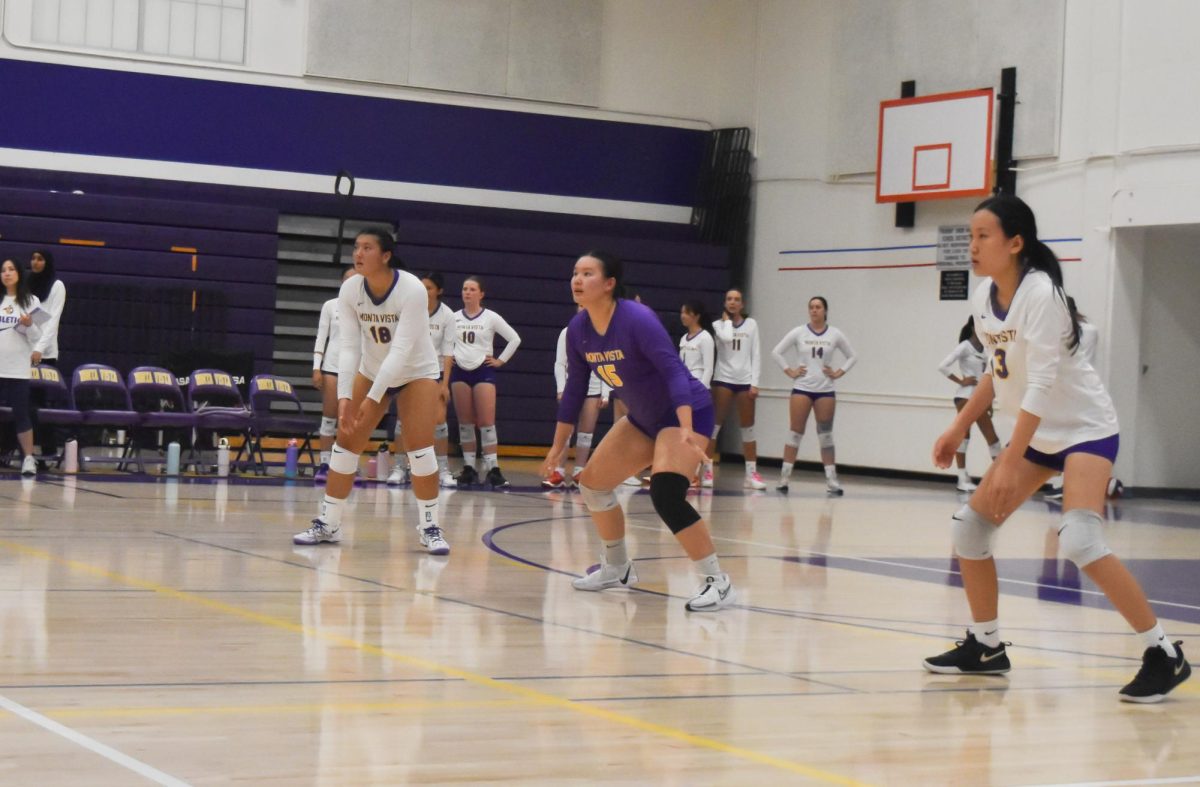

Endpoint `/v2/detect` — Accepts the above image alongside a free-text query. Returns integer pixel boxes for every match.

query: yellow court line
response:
[46,698,525,720]
[0,540,869,786]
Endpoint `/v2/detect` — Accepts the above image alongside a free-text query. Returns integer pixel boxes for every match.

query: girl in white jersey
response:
[293,227,449,557]
[28,249,66,464]
[545,306,610,489]
[0,258,42,476]
[924,195,1189,703]
[451,275,521,487]
[706,289,765,489]
[679,300,715,484]
[937,316,1002,492]
[770,296,856,495]
[312,267,355,482]
[386,272,457,489]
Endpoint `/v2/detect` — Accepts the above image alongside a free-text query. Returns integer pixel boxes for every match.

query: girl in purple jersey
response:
[543,251,736,612]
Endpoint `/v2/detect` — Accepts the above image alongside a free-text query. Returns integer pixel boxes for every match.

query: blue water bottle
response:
[285,438,299,478]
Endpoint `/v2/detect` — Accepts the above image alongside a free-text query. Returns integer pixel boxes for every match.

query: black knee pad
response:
[649,472,701,534]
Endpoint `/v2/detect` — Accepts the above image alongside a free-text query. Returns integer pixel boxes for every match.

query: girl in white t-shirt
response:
[0,258,42,476]
[937,316,1002,492]
[450,275,521,487]
[924,194,1189,703]
[706,288,764,489]
[312,267,355,481]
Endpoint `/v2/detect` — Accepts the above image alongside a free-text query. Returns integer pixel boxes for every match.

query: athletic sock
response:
[418,497,440,530]
[603,538,629,567]
[1140,623,1177,657]
[695,553,722,578]
[970,619,1001,648]
[320,450,331,465]
[780,463,794,481]
[318,495,345,528]
[988,441,1002,459]
[824,465,838,481]
[746,460,757,476]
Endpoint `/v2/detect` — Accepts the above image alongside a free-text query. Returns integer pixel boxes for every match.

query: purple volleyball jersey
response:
[557,299,709,429]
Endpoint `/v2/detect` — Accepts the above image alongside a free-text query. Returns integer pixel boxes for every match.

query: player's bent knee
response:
[458,423,476,444]
[787,430,803,448]
[579,482,619,512]
[407,446,438,477]
[1058,509,1111,567]
[951,505,996,560]
[649,473,702,535]
[328,444,360,475]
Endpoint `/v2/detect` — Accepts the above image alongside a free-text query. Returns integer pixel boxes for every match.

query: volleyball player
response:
[937,316,1002,492]
[770,296,856,495]
[679,300,715,484]
[544,250,736,611]
[311,267,355,483]
[293,227,448,556]
[0,258,42,476]
[545,307,610,489]
[707,289,764,489]
[450,276,521,487]
[923,194,1189,703]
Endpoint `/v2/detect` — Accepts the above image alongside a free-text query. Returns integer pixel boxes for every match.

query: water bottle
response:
[63,439,80,474]
[284,438,299,478]
[165,441,181,476]
[217,438,230,477]
[366,455,378,479]
[376,447,389,482]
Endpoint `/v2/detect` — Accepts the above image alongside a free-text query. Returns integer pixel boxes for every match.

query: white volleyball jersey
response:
[678,329,715,388]
[555,326,608,398]
[973,271,1118,453]
[770,324,857,394]
[32,279,65,360]
[313,297,341,373]
[429,302,456,358]
[452,308,521,370]
[1078,321,1098,366]
[0,293,41,379]
[938,340,987,400]
[337,270,440,402]
[712,317,761,386]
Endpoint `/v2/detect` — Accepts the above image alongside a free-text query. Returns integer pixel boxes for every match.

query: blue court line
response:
[779,237,1083,255]
[155,528,859,692]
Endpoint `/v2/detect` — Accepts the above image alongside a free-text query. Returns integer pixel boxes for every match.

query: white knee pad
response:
[711,424,722,440]
[328,444,360,475]
[578,482,619,512]
[816,421,835,449]
[787,430,804,448]
[434,423,449,440]
[740,425,756,444]
[576,432,593,449]
[319,416,337,437]
[459,423,476,444]
[407,445,438,477]
[1058,509,1111,567]
[951,505,996,560]
[958,438,970,454]
[480,425,498,448]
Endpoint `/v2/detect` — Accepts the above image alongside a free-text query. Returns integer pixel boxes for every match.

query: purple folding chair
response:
[247,375,318,475]
[186,368,253,472]
[128,367,198,470]
[71,363,144,471]
[29,364,83,465]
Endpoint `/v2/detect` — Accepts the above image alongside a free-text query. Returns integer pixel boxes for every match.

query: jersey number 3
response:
[992,348,1009,379]
[596,364,624,388]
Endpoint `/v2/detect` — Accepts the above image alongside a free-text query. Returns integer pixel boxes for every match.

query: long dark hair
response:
[2,258,34,309]
[681,299,712,334]
[28,249,58,301]
[974,194,1080,351]
[958,316,976,344]
[581,249,625,300]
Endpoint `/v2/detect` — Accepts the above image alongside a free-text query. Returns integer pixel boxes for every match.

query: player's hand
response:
[438,385,450,405]
[556,393,563,403]
[484,356,503,368]
[823,366,842,379]
[962,375,978,386]
[540,449,563,479]
[980,458,1021,521]
[932,428,963,469]
[599,397,609,409]
[18,313,32,327]
[795,364,807,377]
[748,386,759,400]
[678,428,708,465]
[785,367,801,379]
[311,369,322,388]
[31,351,42,365]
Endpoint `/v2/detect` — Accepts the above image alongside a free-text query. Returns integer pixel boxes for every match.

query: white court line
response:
[1022,777,1200,787]
[0,693,191,786]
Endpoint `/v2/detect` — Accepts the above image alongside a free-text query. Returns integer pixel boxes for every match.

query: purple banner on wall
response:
[0,58,707,207]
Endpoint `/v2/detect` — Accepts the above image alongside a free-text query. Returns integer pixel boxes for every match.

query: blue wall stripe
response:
[0,59,706,207]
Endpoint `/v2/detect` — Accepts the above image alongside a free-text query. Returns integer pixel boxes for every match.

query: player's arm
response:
[699,332,714,388]
[336,286,361,402]
[490,313,522,365]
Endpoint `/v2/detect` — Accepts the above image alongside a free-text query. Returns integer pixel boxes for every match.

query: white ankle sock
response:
[780,463,794,480]
[988,441,1002,459]
[1140,623,1177,657]
[745,461,757,475]
[824,465,838,481]
[603,538,629,566]
[319,495,345,528]
[320,451,331,465]
[695,553,721,577]
[418,497,439,530]
[970,619,1001,648]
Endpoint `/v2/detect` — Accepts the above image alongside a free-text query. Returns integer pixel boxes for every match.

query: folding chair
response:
[186,368,253,473]
[29,364,83,466]
[247,375,318,475]
[71,363,144,472]
[128,367,198,472]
